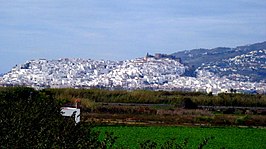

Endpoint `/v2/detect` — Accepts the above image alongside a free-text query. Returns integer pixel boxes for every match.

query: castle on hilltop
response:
[144,53,181,62]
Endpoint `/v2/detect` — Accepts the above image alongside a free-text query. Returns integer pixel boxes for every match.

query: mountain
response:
[172,41,266,82]
[172,41,266,68]
[1,41,266,94]
[197,49,266,83]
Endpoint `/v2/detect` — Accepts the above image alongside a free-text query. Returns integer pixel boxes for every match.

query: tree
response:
[0,87,115,148]
[181,97,198,109]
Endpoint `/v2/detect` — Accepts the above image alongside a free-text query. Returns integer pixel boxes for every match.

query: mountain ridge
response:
[172,41,266,67]
[172,41,266,81]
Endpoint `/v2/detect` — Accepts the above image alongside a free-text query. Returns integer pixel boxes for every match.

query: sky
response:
[0,0,266,73]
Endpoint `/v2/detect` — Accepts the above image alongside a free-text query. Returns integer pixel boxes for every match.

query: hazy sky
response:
[0,0,266,73]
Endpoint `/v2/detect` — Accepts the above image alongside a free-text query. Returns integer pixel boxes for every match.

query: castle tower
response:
[144,53,149,61]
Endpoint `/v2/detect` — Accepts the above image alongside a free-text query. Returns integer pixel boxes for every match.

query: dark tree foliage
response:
[182,98,198,109]
[0,87,115,148]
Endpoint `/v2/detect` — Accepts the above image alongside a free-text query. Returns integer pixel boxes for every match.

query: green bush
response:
[235,115,250,125]
[0,87,116,148]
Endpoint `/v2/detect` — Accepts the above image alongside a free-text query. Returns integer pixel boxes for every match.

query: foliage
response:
[139,140,158,149]
[198,136,215,149]
[1,87,266,148]
[95,126,266,149]
[43,88,266,108]
[0,87,115,148]
[181,97,198,109]
[140,137,190,149]
[235,115,250,125]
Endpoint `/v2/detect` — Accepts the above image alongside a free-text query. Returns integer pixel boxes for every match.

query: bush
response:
[235,115,250,125]
[181,98,198,109]
[0,87,115,148]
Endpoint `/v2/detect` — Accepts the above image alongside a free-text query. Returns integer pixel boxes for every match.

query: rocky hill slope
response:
[173,41,266,82]
[197,49,266,83]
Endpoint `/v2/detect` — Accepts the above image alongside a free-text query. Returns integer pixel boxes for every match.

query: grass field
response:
[95,126,266,149]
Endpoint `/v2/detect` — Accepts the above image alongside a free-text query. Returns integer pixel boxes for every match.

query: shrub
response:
[235,115,250,125]
[181,98,198,109]
[0,87,116,148]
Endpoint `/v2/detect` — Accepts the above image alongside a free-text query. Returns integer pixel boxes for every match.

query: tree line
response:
[44,88,266,107]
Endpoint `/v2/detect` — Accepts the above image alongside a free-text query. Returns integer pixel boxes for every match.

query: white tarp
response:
[61,107,80,123]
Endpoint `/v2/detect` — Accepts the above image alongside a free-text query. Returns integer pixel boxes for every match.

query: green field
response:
[95,126,266,149]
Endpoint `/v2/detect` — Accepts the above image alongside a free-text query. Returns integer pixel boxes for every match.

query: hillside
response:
[0,57,187,89]
[172,41,266,68]
[1,41,266,94]
[197,49,266,83]
[172,41,266,82]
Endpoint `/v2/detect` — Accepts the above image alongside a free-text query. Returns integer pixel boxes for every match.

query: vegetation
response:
[0,87,116,148]
[44,88,266,107]
[95,126,266,149]
[1,87,265,148]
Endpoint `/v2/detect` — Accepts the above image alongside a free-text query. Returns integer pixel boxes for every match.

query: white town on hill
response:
[1,54,265,95]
